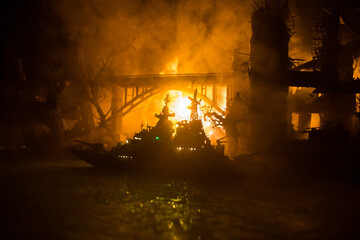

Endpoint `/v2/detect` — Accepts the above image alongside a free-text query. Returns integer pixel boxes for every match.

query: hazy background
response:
[2,0,331,148]
[4,0,327,76]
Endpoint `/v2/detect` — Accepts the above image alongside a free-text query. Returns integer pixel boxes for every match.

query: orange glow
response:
[291,112,300,131]
[168,90,192,122]
[288,86,302,95]
[165,90,225,143]
[127,54,227,144]
[160,57,179,74]
[121,89,226,145]
[216,86,227,109]
[310,113,321,129]
[206,86,213,100]
[353,57,359,79]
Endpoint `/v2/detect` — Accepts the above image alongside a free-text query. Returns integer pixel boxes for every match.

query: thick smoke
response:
[56,0,252,74]
[53,0,254,141]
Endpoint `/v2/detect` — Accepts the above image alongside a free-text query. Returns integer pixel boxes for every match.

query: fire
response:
[165,90,226,144]
[156,58,227,145]
[168,91,191,122]
[160,57,179,74]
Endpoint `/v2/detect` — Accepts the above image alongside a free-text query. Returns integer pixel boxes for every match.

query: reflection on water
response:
[96,176,203,239]
[2,156,360,240]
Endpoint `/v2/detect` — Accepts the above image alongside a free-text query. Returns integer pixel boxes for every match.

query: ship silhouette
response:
[68,90,236,176]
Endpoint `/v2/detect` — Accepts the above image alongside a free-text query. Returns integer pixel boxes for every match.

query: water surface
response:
[1,153,359,239]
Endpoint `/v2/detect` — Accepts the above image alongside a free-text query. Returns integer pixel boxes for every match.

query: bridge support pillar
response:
[212,85,217,105]
[111,86,124,140]
[248,2,290,153]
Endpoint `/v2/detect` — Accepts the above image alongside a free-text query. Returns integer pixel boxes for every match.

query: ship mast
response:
[188,89,201,122]
[155,94,175,121]
[153,94,175,140]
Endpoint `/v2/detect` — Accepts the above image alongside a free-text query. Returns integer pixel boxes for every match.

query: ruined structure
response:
[248,0,290,153]
[247,0,360,154]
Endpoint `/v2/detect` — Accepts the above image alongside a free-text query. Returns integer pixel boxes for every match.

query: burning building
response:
[246,0,360,154]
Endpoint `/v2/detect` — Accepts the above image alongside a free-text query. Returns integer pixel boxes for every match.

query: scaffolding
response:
[263,0,288,11]
[312,18,324,63]
[251,0,288,12]
[287,15,295,36]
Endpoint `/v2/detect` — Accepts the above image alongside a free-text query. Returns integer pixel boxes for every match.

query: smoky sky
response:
[4,0,343,79]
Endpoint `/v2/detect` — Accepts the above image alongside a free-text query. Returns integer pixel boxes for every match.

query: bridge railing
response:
[105,72,233,79]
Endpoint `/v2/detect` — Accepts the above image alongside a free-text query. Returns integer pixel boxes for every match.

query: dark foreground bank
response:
[1,150,359,240]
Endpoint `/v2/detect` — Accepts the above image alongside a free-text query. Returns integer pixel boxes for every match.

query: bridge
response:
[105,72,233,87]
[106,72,235,117]
[104,70,331,138]
[105,72,235,138]
[105,70,332,120]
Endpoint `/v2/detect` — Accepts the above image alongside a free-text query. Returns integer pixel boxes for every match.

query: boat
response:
[68,91,236,176]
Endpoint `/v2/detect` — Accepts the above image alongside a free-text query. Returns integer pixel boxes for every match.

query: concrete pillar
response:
[212,85,217,104]
[248,2,290,153]
[321,14,356,140]
[111,86,124,140]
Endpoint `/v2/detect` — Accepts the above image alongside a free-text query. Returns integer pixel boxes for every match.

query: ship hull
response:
[68,146,236,177]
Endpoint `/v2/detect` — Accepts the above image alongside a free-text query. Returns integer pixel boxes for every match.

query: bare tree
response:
[79,38,136,142]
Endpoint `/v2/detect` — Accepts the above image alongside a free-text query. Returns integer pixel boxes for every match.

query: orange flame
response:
[168,90,191,122]
[160,57,179,74]
[157,58,227,145]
